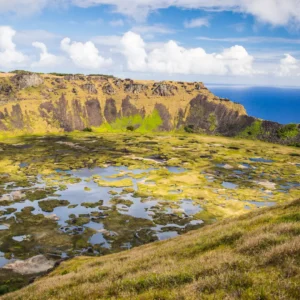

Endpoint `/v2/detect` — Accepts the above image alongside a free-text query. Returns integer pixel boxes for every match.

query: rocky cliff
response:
[0,72,299,145]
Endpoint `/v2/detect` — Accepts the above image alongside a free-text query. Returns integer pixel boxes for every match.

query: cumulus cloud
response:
[120,31,147,71]
[0,26,27,68]
[31,42,62,68]
[278,54,300,76]
[60,37,113,69]
[120,31,256,76]
[184,17,210,28]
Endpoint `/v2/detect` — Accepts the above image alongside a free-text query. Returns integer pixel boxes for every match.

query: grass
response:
[3,199,300,299]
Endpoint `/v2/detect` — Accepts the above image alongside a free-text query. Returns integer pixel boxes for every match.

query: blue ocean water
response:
[208,86,300,124]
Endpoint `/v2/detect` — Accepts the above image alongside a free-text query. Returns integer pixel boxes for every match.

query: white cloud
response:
[278,54,300,76]
[109,19,124,27]
[1,1,300,27]
[60,37,113,69]
[120,31,147,71]
[31,41,62,68]
[184,17,209,28]
[0,0,49,15]
[197,36,300,44]
[120,31,256,76]
[0,26,27,68]
[71,0,300,26]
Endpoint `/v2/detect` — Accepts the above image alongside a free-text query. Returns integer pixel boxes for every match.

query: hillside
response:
[0,72,299,145]
[3,198,300,300]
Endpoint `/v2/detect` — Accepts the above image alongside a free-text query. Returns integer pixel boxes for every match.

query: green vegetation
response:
[277,124,299,139]
[9,70,35,75]
[88,74,116,79]
[184,124,194,133]
[208,113,217,132]
[38,199,70,212]
[82,127,92,132]
[93,111,163,133]
[4,199,300,300]
[126,125,135,131]
[239,120,263,139]
[0,131,299,297]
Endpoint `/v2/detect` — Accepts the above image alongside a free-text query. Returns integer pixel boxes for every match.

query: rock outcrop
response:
[3,255,55,275]
[64,75,85,81]
[81,83,97,94]
[152,82,178,96]
[11,73,44,90]
[102,83,115,95]
[124,82,148,94]
[0,83,13,96]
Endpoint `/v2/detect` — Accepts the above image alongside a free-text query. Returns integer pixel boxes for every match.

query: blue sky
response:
[1,0,300,86]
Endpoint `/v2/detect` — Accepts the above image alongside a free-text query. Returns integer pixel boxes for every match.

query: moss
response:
[109,197,133,207]
[94,178,133,188]
[81,200,104,208]
[67,216,90,226]
[38,199,70,212]
[25,188,55,201]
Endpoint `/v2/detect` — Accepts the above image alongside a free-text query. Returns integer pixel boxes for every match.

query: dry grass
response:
[3,199,300,300]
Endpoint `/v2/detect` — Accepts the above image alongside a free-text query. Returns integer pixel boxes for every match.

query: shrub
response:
[208,113,217,132]
[184,125,194,133]
[126,125,135,131]
[83,127,92,132]
[277,124,299,139]
[239,120,262,139]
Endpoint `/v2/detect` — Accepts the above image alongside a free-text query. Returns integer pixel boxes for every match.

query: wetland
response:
[0,132,299,293]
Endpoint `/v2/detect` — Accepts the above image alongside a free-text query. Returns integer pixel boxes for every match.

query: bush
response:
[83,127,92,132]
[126,125,135,131]
[239,120,262,139]
[184,125,194,133]
[277,124,299,139]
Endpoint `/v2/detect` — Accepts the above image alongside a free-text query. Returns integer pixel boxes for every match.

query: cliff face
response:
[0,72,299,145]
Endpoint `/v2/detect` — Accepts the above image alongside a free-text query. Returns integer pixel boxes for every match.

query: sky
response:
[1,0,300,86]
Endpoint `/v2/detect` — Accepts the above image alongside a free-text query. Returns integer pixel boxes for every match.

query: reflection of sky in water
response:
[156,231,178,240]
[0,165,203,263]
[0,252,12,267]
[222,182,238,189]
[245,200,276,208]
[250,158,274,163]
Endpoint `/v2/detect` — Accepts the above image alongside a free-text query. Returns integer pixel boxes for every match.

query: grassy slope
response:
[4,198,300,300]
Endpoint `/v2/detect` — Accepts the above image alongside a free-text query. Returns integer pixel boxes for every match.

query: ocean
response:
[208,86,300,124]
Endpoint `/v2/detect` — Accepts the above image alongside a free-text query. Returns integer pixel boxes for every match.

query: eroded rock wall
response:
[0,73,299,145]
